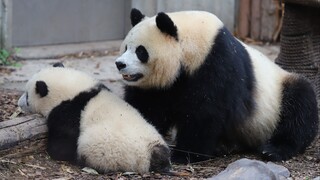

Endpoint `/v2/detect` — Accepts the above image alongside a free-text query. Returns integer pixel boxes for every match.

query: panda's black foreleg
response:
[259,77,319,161]
[171,118,223,164]
[47,136,78,163]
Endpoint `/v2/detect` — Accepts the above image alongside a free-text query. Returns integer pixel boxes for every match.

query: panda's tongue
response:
[121,73,143,82]
[122,74,133,81]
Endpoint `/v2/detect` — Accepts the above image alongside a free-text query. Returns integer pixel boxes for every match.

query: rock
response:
[209,158,290,180]
[266,161,290,178]
[313,177,320,180]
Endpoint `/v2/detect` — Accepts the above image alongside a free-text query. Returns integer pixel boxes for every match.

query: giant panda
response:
[17,64,171,173]
[115,9,319,163]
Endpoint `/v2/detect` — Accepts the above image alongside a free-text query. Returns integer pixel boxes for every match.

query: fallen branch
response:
[0,114,47,150]
[0,159,47,170]
[0,140,46,159]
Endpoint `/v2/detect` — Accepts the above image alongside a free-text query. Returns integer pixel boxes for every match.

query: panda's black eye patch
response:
[125,45,127,51]
[36,81,49,98]
[26,92,29,106]
[52,62,64,68]
[136,45,149,63]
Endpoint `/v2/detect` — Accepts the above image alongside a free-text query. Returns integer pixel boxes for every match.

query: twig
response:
[1,159,18,164]
[18,169,28,177]
[9,107,23,119]
[0,159,46,170]
[190,166,218,169]
[0,142,45,159]
[24,163,46,170]
[190,158,216,165]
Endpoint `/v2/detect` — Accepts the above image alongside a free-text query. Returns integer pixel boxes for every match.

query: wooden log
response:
[250,0,261,40]
[0,114,47,150]
[238,0,251,39]
[260,0,278,41]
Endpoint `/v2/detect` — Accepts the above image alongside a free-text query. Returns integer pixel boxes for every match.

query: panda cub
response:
[115,9,319,163]
[18,64,171,173]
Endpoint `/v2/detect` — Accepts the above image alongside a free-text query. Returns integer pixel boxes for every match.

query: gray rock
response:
[209,158,290,180]
[313,177,320,180]
[266,161,290,178]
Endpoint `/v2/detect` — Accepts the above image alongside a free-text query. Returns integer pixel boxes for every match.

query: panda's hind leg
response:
[259,76,318,161]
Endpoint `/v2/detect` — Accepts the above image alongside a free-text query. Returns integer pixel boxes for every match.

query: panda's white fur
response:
[18,66,171,173]
[78,90,168,172]
[116,9,319,163]
[239,44,289,145]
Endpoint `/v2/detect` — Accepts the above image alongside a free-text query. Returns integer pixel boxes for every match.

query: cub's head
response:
[115,9,182,89]
[18,64,98,116]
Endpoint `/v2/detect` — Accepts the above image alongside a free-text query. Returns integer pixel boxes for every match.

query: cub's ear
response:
[131,8,145,27]
[52,62,64,68]
[156,12,178,40]
[35,81,49,97]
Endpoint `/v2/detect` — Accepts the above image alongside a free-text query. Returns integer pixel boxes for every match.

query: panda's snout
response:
[18,93,32,113]
[115,61,126,71]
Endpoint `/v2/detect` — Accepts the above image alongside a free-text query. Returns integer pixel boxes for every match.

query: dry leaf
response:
[81,167,99,175]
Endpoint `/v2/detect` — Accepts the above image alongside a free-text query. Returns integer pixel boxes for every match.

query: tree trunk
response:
[250,0,261,40]
[275,3,320,111]
[238,0,251,39]
[0,114,47,150]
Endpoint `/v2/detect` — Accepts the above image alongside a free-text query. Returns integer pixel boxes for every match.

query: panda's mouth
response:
[122,73,143,81]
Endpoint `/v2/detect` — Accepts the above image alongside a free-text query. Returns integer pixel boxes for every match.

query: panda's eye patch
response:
[135,45,149,63]
[35,81,49,98]
[125,45,127,51]
[26,92,29,106]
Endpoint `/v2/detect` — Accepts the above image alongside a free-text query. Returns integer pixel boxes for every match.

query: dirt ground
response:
[0,45,319,179]
[0,88,319,179]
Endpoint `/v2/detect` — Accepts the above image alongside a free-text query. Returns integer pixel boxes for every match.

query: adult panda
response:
[18,64,171,173]
[115,9,319,163]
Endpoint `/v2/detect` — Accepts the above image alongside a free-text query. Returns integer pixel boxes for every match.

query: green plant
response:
[0,48,22,67]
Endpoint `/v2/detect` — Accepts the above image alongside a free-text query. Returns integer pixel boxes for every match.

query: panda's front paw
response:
[259,143,288,161]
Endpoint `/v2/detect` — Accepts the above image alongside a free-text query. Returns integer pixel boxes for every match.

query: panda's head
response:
[115,9,182,89]
[116,9,223,89]
[18,64,98,116]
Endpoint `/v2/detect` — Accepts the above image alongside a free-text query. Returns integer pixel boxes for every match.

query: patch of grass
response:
[0,48,22,67]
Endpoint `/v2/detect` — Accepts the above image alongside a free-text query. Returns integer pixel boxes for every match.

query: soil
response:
[0,89,26,121]
[0,89,319,179]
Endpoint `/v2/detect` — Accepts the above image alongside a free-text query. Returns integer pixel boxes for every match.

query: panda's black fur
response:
[46,84,107,163]
[120,9,319,163]
[126,26,256,139]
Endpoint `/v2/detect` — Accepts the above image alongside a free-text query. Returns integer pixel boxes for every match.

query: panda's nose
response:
[115,61,126,71]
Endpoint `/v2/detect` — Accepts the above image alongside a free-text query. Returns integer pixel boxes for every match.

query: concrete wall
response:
[131,0,236,33]
[0,0,13,48]
[0,0,236,48]
[5,0,128,47]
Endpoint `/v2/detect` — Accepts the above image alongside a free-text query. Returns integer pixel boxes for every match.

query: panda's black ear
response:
[52,62,64,68]
[156,12,178,41]
[35,81,49,98]
[131,8,145,27]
